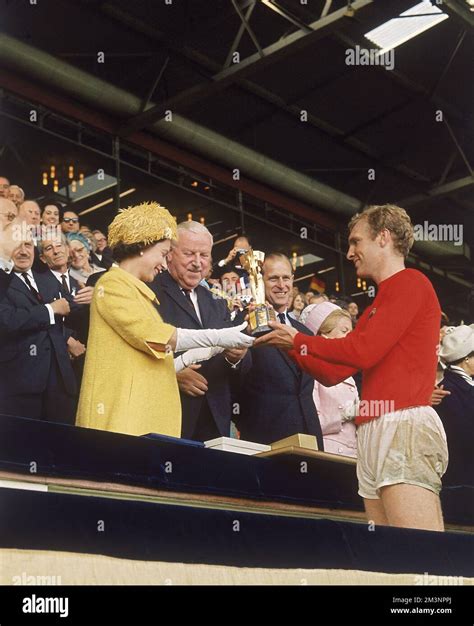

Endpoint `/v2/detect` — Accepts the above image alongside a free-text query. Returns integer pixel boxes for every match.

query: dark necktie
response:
[21,272,43,303]
[183,289,196,313]
[61,274,70,295]
[278,312,287,325]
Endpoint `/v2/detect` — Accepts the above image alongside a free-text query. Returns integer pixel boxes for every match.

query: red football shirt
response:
[290,269,441,424]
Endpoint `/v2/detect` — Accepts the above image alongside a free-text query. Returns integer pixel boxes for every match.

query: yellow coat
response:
[76,267,181,437]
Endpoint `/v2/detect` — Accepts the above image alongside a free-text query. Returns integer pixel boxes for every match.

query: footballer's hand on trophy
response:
[253,321,297,350]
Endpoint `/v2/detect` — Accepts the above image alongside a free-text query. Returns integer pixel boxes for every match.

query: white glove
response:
[174,346,224,372]
[175,322,254,351]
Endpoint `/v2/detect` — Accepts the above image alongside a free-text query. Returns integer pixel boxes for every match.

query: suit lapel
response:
[34,271,61,302]
[161,273,202,327]
[9,273,39,305]
[196,286,212,327]
[277,347,299,377]
[278,317,306,377]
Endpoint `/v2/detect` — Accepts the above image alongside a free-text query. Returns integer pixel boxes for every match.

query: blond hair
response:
[348,204,414,258]
[318,309,352,336]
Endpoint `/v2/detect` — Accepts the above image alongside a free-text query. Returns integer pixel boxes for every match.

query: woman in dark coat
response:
[437,325,474,487]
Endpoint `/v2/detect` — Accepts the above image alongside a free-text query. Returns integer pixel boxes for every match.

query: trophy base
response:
[248,305,277,337]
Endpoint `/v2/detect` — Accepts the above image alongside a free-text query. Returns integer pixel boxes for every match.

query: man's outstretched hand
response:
[253,321,297,350]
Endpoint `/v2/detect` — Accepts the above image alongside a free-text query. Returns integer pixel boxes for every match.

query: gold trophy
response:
[239,248,276,336]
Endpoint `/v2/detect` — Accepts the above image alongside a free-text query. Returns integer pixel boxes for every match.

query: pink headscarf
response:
[300,302,341,335]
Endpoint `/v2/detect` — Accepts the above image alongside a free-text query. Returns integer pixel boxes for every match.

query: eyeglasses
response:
[0,211,16,221]
[63,217,79,223]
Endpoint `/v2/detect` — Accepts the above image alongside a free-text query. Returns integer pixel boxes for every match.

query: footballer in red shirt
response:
[255,205,448,532]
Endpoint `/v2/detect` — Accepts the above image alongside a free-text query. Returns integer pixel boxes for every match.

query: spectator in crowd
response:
[0,198,19,274]
[0,197,18,229]
[41,203,61,227]
[19,200,41,227]
[221,269,240,293]
[235,253,323,448]
[38,235,88,334]
[92,229,113,269]
[436,325,474,487]
[39,235,90,299]
[217,268,249,320]
[79,224,92,236]
[7,185,25,208]
[310,293,328,305]
[61,210,80,234]
[288,292,305,321]
[76,203,253,438]
[347,301,359,323]
[256,205,447,531]
[0,176,10,198]
[92,229,108,252]
[0,235,77,424]
[151,220,251,441]
[217,235,250,270]
[39,234,93,386]
[67,232,106,284]
[304,290,314,305]
[300,302,358,458]
[18,200,46,272]
[38,235,94,306]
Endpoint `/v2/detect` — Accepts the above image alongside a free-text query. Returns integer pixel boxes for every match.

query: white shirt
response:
[51,269,72,293]
[14,269,55,325]
[449,365,474,386]
[276,309,291,325]
[182,288,202,324]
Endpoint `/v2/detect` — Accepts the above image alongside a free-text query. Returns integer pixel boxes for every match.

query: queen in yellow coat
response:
[76,202,255,438]
[76,202,181,437]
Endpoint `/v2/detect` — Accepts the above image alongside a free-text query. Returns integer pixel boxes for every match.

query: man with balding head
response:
[151,220,250,441]
[18,200,49,272]
[0,198,19,275]
[234,252,323,447]
[0,197,17,230]
[19,200,41,226]
[8,185,25,209]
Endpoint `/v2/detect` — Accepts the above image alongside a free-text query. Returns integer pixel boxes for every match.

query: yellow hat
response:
[108,201,177,248]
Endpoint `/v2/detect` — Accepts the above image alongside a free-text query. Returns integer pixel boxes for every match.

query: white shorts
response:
[356,406,448,500]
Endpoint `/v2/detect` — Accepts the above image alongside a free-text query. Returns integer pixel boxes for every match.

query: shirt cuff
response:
[45,304,56,325]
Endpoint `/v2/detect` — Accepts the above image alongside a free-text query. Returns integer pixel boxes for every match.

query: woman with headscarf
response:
[300,302,359,458]
[436,325,474,486]
[67,232,105,284]
[76,202,253,438]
